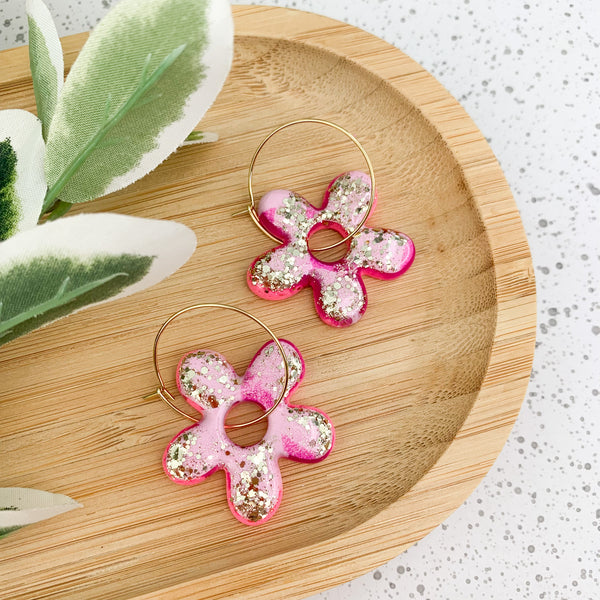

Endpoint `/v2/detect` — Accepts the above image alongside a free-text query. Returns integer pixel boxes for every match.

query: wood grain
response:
[0,6,536,599]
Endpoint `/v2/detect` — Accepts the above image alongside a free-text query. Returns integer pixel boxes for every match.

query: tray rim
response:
[0,5,536,599]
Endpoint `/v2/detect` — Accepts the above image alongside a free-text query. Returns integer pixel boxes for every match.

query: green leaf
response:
[26,0,64,141]
[0,526,22,540]
[44,0,233,206]
[182,130,219,145]
[0,213,196,346]
[0,488,81,539]
[0,110,46,240]
[0,138,18,238]
[42,44,187,212]
[0,271,128,340]
[0,254,150,344]
[46,199,72,220]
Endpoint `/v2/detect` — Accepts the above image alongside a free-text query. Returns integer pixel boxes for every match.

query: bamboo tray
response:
[0,5,536,599]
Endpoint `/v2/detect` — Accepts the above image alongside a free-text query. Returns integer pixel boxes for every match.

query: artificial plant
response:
[0,0,233,534]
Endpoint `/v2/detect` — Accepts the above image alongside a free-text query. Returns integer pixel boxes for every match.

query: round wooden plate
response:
[0,6,536,599]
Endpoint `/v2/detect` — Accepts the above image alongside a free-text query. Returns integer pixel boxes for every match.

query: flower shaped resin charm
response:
[247,171,415,327]
[163,340,334,525]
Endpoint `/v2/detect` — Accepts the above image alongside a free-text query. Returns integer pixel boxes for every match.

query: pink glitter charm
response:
[163,339,334,525]
[247,171,415,327]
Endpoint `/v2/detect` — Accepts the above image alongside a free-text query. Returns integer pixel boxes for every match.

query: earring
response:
[243,119,415,327]
[145,304,334,526]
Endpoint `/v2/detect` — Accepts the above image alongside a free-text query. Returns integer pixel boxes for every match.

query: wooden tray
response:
[0,6,536,599]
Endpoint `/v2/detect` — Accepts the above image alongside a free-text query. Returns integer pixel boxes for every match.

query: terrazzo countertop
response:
[1,1,598,598]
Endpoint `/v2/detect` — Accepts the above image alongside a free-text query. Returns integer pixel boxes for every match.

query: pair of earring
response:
[145,120,415,525]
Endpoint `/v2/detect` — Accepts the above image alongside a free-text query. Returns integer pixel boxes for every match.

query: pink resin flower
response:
[248,170,415,327]
[163,340,334,525]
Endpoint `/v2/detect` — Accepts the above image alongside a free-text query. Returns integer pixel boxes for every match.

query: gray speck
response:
[587,183,600,195]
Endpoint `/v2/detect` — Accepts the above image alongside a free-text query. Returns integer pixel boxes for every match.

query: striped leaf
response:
[26,0,64,141]
[0,488,81,539]
[182,130,219,146]
[43,0,233,208]
[0,213,196,345]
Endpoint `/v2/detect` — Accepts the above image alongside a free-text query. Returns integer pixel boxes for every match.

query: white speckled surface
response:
[2,1,598,598]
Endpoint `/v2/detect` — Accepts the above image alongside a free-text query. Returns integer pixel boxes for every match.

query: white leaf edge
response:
[0,109,46,235]
[0,488,81,529]
[104,0,233,195]
[25,0,64,108]
[0,213,197,309]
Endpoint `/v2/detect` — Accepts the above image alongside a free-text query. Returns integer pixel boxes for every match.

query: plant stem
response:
[47,200,72,220]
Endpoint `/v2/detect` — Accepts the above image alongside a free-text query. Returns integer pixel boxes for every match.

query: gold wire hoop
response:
[148,303,290,430]
[247,118,376,251]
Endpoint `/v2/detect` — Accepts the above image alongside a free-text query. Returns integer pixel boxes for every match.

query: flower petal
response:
[242,340,304,410]
[279,406,334,462]
[322,171,374,232]
[177,349,240,411]
[256,189,317,242]
[247,245,312,299]
[313,269,367,327]
[225,442,282,525]
[163,421,222,483]
[347,227,415,277]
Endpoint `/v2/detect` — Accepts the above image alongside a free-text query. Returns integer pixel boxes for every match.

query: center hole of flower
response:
[225,401,269,447]
[308,227,349,263]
